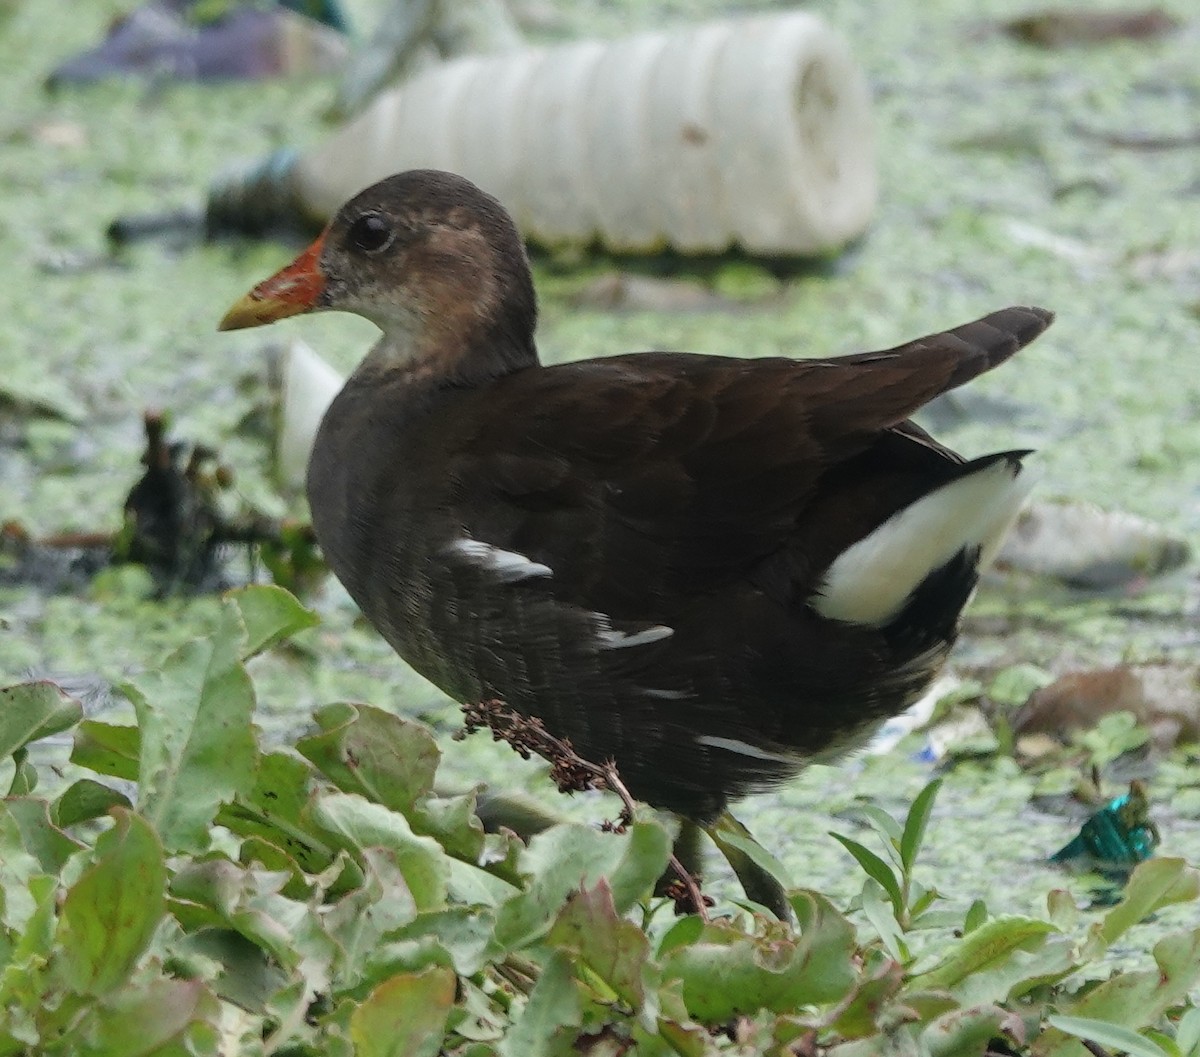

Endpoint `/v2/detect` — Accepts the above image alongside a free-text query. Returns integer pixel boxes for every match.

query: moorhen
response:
[220,170,1050,837]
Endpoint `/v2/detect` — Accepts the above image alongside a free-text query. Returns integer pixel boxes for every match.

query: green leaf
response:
[297,703,440,813]
[707,811,795,905]
[312,791,449,912]
[830,954,904,1039]
[366,906,496,979]
[0,681,82,758]
[411,789,487,863]
[491,820,669,953]
[988,664,1053,706]
[52,778,133,828]
[546,878,650,1009]
[909,916,1076,1003]
[860,878,906,962]
[831,833,903,916]
[963,898,988,934]
[55,809,166,996]
[924,1004,1024,1057]
[3,797,83,871]
[1049,1016,1173,1057]
[900,779,942,873]
[1177,1007,1200,1057]
[350,966,457,1057]
[75,976,218,1057]
[1098,858,1200,947]
[226,584,319,658]
[0,803,45,938]
[856,805,904,860]
[7,748,36,796]
[71,721,140,781]
[499,951,583,1057]
[217,750,333,875]
[125,597,258,852]
[170,856,336,972]
[662,899,858,1021]
[1065,929,1200,1034]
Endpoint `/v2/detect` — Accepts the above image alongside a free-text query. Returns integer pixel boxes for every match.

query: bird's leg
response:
[704,810,794,922]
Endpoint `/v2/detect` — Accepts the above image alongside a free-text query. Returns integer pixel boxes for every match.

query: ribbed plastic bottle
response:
[209,11,877,256]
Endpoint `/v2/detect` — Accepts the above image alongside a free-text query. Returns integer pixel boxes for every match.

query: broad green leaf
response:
[830,954,904,1039]
[988,664,1053,707]
[900,779,942,872]
[831,833,903,916]
[499,951,583,1057]
[311,791,449,911]
[1048,1016,1173,1057]
[546,878,650,1009]
[1177,1007,1200,1057]
[4,797,83,871]
[55,809,166,996]
[411,789,486,863]
[1065,929,1200,1034]
[789,889,859,999]
[170,856,335,973]
[662,901,858,1021]
[0,803,45,935]
[217,750,333,875]
[350,966,456,1057]
[365,906,496,979]
[72,976,218,1057]
[8,873,58,967]
[297,703,440,813]
[0,681,82,758]
[71,721,140,781]
[6,749,36,796]
[923,1004,1024,1057]
[491,820,669,953]
[226,584,318,659]
[52,778,132,829]
[125,598,257,852]
[175,928,289,1015]
[322,846,422,980]
[1098,858,1200,947]
[909,916,1075,1003]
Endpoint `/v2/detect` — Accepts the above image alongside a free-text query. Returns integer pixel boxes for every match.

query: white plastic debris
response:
[864,675,957,756]
[996,498,1191,588]
[214,11,877,256]
[275,338,345,493]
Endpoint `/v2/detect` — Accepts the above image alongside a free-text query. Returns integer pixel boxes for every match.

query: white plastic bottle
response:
[211,11,877,256]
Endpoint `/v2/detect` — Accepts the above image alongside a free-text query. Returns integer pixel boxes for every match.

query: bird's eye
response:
[347,214,394,253]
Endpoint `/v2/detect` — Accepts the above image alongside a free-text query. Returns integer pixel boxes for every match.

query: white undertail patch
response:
[812,457,1033,627]
[444,538,553,582]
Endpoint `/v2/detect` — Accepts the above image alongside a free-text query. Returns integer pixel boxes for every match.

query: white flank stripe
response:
[444,538,553,582]
[640,687,692,700]
[696,735,796,763]
[813,458,1034,627]
[596,624,674,649]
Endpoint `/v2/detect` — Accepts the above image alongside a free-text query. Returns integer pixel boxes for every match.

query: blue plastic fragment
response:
[1051,783,1159,871]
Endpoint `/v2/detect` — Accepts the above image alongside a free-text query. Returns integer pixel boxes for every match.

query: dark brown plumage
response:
[221,169,1052,822]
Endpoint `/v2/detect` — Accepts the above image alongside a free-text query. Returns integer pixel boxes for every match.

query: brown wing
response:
[444,306,1051,620]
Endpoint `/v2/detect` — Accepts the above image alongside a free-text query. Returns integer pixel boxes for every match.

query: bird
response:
[220,168,1051,843]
